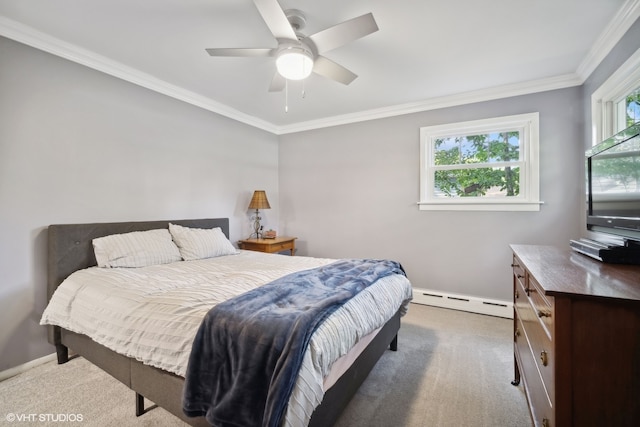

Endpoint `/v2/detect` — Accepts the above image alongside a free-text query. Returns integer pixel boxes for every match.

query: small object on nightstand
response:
[264,229,277,239]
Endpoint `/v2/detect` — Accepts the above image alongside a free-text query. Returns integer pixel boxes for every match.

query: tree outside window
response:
[622,87,640,128]
[433,132,520,198]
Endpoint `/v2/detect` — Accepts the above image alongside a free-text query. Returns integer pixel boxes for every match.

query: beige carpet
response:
[0,304,532,426]
[334,304,532,427]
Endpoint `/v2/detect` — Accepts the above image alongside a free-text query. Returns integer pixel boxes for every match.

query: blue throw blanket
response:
[182,258,405,427]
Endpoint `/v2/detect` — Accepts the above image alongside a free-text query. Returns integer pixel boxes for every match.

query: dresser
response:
[510,245,640,427]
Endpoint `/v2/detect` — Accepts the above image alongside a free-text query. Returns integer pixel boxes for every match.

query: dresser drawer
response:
[515,316,554,427]
[527,275,553,339]
[514,277,555,403]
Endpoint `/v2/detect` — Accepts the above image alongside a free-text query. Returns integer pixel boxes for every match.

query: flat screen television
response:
[586,121,640,244]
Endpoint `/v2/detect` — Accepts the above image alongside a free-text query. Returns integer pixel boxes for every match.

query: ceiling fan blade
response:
[205,48,273,57]
[313,56,357,85]
[269,72,286,92]
[253,0,297,41]
[308,13,378,53]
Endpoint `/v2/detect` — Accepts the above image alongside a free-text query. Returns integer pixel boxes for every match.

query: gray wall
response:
[0,37,279,371]
[278,89,584,301]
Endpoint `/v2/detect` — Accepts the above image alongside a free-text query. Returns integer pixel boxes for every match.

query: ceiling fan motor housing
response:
[285,9,306,31]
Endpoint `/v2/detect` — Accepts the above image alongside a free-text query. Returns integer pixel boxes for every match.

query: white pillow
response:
[93,228,182,268]
[169,223,239,261]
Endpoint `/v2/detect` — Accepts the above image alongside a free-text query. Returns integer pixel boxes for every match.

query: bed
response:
[42,218,412,426]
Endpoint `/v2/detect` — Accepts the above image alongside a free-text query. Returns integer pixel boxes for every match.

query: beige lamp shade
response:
[248,190,271,210]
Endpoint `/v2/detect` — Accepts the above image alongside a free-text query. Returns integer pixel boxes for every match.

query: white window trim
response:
[591,47,640,145]
[419,113,541,212]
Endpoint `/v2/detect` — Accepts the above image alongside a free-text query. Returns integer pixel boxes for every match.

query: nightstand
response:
[237,236,297,255]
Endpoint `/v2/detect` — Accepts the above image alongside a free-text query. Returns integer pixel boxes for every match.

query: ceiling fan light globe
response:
[276,50,314,80]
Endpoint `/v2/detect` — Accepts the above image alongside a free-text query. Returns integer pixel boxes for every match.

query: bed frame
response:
[46,218,401,426]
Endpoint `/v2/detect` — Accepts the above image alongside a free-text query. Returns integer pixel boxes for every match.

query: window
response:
[419,113,541,211]
[592,48,640,144]
[614,85,640,131]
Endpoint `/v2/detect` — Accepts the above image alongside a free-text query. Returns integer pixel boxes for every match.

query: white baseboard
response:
[0,353,57,382]
[411,288,513,319]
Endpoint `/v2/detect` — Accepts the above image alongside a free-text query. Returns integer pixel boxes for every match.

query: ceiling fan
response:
[205,0,379,92]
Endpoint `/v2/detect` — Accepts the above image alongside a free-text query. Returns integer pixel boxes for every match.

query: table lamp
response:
[248,190,270,239]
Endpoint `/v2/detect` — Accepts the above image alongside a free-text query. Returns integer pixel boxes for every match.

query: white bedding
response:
[40,250,412,426]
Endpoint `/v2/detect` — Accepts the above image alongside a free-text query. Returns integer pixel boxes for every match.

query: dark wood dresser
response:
[510,244,640,427]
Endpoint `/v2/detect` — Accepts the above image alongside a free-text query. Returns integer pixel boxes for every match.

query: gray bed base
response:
[47,218,401,426]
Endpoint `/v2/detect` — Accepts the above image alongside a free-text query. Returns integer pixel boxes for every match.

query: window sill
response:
[417,200,543,212]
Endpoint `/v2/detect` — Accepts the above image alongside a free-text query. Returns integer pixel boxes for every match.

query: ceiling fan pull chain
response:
[302,78,306,99]
[285,79,289,113]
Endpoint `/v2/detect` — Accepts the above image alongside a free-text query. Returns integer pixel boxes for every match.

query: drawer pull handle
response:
[542,418,550,427]
[515,290,519,299]
[511,263,519,268]
[537,310,551,318]
[514,329,520,340]
[540,350,548,366]
[516,274,524,279]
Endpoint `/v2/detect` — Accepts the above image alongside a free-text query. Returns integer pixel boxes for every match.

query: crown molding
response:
[576,0,640,81]
[278,0,639,135]
[2,0,636,136]
[0,16,278,134]
[275,74,582,134]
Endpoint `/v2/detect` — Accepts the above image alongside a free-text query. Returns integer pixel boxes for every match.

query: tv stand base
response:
[570,238,640,265]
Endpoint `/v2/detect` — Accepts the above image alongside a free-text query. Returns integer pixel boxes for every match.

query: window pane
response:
[625,87,640,127]
[616,86,640,132]
[434,166,520,198]
[434,132,520,166]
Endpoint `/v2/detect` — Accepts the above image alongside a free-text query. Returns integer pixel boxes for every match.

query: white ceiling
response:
[0,0,638,134]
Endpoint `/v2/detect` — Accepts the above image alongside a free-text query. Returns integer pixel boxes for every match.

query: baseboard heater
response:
[411,287,512,319]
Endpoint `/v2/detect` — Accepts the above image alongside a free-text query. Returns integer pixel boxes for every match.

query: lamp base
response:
[250,209,263,239]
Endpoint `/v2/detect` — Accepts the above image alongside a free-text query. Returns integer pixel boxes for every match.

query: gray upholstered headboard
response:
[47,218,230,301]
